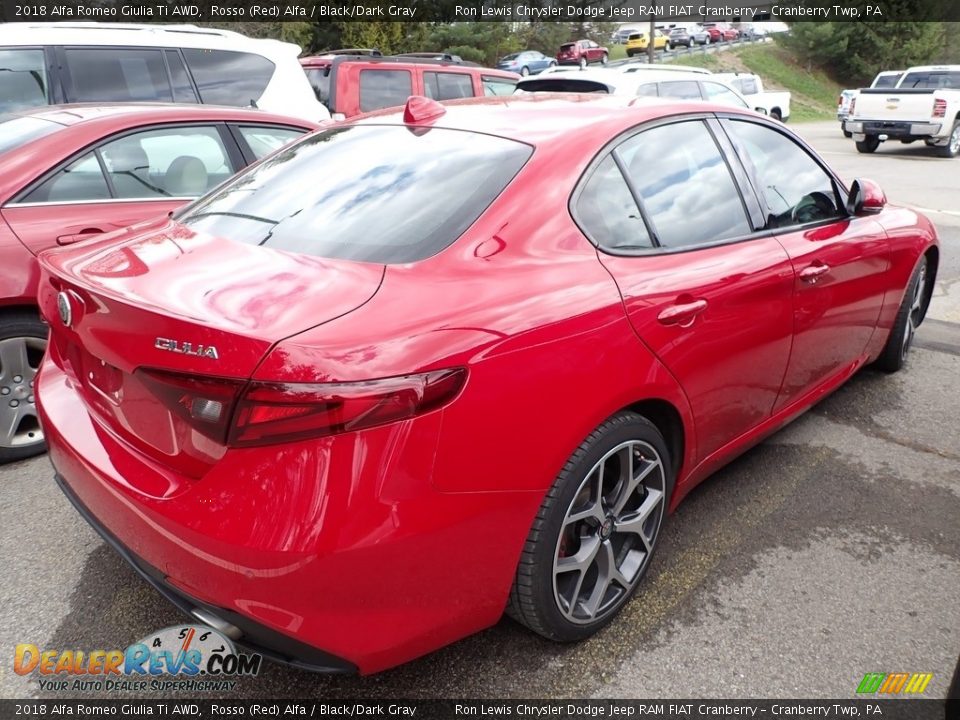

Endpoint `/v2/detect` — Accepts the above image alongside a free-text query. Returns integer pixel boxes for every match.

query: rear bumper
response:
[845,120,944,138]
[52,470,356,674]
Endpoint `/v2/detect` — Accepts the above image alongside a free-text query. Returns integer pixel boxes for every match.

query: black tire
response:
[935,120,960,158]
[520,66,530,77]
[770,108,782,122]
[843,130,853,138]
[856,135,880,154]
[0,311,48,464]
[506,411,673,642]
[874,257,928,373]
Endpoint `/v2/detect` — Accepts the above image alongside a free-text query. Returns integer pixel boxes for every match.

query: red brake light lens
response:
[933,99,947,118]
[136,368,467,448]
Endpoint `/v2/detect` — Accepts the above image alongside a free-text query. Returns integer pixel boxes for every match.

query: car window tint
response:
[165,50,198,103]
[99,126,234,199]
[236,126,305,160]
[735,77,758,95]
[483,75,516,96]
[723,119,843,228]
[178,126,532,264]
[424,72,474,101]
[898,70,960,89]
[0,115,59,156]
[304,67,331,105]
[182,49,275,106]
[659,81,701,100]
[22,152,109,204]
[576,155,652,250]
[872,74,900,89]
[0,49,49,112]
[358,69,412,112]
[703,82,748,108]
[617,121,751,248]
[637,83,659,97]
[64,48,172,102]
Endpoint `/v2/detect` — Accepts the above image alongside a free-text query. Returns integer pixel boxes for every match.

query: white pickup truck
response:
[713,72,791,121]
[845,65,960,158]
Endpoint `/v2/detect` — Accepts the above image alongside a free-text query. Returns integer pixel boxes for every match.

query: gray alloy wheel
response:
[506,412,672,641]
[0,313,47,463]
[936,121,960,158]
[579,57,587,69]
[874,257,928,373]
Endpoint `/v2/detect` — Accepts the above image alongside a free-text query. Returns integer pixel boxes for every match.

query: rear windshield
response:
[560,44,576,50]
[0,115,60,156]
[517,79,611,94]
[898,71,960,89]
[177,125,532,264]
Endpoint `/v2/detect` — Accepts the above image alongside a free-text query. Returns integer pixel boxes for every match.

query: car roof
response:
[0,22,300,60]
[8,103,316,128]
[350,93,757,150]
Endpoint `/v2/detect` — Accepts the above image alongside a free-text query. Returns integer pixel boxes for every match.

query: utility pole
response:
[648,16,656,64]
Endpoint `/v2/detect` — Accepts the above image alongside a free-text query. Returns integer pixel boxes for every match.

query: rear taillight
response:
[933,98,947,118]
[849,97,856,116]
[136,368,466,448]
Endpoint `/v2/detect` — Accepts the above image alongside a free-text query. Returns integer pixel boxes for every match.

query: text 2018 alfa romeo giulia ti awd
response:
[36,95,938,674]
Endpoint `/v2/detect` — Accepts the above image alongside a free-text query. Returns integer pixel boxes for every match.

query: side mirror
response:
[846,178,886,216]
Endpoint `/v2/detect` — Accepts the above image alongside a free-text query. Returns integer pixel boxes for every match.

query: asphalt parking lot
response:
[1,121,957,700]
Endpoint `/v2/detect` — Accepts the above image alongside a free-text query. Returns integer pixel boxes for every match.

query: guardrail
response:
[623,35,770,64]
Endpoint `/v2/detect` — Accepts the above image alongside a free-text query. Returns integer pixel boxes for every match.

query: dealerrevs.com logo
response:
[14,625,262,693]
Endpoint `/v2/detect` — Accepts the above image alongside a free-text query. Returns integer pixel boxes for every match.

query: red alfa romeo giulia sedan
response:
[35,95,938,674]
[0,104,315,462]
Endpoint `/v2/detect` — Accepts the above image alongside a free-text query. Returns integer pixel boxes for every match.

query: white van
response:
[0,23,329,121]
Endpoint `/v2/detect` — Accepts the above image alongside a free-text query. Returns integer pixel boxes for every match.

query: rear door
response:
[719,117,889,410]
[423,70,475,101]
[3,123,242,256]
[578,117,795,462]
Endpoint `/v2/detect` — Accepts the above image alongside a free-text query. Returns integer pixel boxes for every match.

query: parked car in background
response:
[626,30,669,57]
[613,27,640,45]
[668,27,693,49]
[557,40,608,68]
[299,54,519,119]
[690,25,712,45]
[38,93,937,676]
[394,52,465,64]
[714,72,791,121]
[838,70,903,137]
[497,51,555,76]
[845,65,960,157]
[0,22,329,122]
[703,23,739,42]
[517,69,750,111]
[0,104,314,462]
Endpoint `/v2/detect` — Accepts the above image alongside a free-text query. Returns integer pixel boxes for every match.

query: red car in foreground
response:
[0,105,315,462]
[37,95,937,674]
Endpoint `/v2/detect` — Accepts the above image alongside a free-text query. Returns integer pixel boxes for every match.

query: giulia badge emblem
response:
[57,292,72,328]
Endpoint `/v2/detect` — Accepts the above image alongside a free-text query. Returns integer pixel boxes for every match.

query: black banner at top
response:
[1,0,959,23]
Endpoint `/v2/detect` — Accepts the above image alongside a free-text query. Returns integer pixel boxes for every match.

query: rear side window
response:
[304,67,330,105]
[0,116,59,156]
[359,70,412,112]
[659,81,702,100]
[21,152,109,204]
[235,125,305,160]
[872,73,901,89]
[99,126,235,199]
[617,121,751,248]
[483,75,516,96]
[165,50,198,103]
[424,72,474,101]
[178,126,532,264]
[64,48,172,102]
[733,77,758,95]
[576,155,652,250]
[0,49,49,112]
[182,49,275,106]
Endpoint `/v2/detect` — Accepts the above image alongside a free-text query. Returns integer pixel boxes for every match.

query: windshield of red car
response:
[177,125,532,264]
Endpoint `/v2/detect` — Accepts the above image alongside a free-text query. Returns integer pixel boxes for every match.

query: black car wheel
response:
[507,411,672,641]
[936,121,960,158]
[874,257,929,373]
[856,135,881,154]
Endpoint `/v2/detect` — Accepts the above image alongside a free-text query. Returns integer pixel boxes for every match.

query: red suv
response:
[703,23,739,42]
[300,54,519,120]
[556,40,609,68]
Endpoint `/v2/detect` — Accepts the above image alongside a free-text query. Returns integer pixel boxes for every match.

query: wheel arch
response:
[625,397,685,486]
[920,245,939,323]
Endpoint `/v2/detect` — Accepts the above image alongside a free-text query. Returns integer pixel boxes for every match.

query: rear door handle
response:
[657,299,708,327]
[57,228,104,245]
[799,262,830,283]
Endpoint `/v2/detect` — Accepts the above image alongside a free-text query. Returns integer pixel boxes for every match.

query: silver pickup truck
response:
[845,65,960,158]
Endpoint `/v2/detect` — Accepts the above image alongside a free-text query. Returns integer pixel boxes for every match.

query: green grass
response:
[733,45,842,122]
[609,44,627,61]
[669,52,721,70]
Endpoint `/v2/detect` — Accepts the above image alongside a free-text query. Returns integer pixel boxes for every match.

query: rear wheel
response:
[843,129,853,138]
[521,66,530,77]
[579,57,587,69]
[874,257,928,373]
[856,135,880,154]
[507,412,672,641]
[935,121,960,158]
[600,53,608,65]
[0,312,47,464]
[770,108,783,122]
